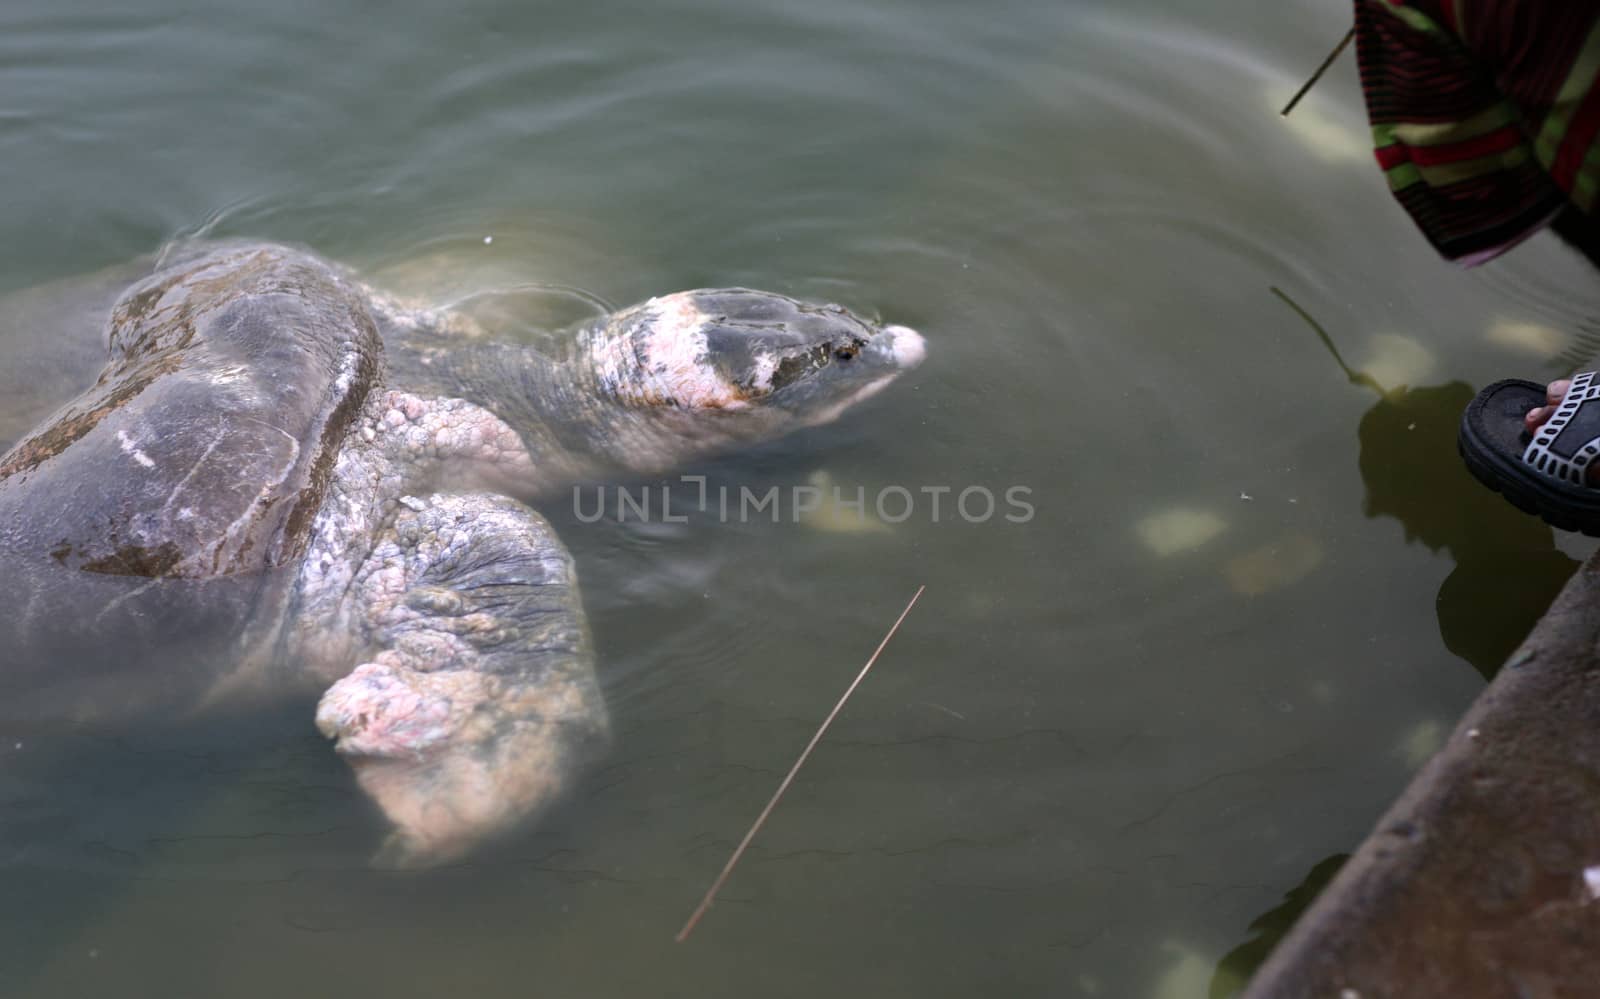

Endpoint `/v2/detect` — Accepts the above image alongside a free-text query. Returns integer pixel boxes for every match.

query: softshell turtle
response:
[0,241,925,865]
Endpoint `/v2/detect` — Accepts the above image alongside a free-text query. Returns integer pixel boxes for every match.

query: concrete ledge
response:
[1244,555,1600,998]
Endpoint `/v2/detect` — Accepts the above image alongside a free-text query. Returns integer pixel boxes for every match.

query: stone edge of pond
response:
[1242,552,1600,999]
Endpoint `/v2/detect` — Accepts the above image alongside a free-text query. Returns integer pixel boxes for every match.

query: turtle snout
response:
[871,324,926,370]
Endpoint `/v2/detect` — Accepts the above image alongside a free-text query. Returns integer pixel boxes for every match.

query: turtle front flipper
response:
[313,492,607,867]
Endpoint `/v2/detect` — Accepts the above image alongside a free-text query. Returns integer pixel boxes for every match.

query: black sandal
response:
[1459,371,1600,536]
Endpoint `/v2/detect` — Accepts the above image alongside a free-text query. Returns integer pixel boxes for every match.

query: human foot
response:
[1523,378,1600,485]
[1523,379,1571,435]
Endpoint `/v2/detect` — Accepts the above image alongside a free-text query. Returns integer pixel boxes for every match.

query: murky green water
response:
[4,1,1600,996]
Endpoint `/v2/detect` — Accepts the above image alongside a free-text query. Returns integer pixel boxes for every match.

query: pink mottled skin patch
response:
[349,728,565,866]
[581,294,752,410]
[316,659,536,862]
[371,389,535,472]
[315,661,479,756]
[316,653,593,866]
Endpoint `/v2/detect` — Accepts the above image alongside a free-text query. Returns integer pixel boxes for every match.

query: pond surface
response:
[4,1,1600,996]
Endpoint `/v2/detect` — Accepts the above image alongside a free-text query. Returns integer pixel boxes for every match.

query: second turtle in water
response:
[0,241,926,865]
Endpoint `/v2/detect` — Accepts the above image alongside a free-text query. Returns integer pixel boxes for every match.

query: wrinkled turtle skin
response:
[0,241,925,865]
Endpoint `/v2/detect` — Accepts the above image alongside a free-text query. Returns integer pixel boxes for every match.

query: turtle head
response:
[579,289,925,434]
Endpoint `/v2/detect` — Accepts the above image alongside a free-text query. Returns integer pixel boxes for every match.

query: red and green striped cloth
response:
[1354,0,1600,264]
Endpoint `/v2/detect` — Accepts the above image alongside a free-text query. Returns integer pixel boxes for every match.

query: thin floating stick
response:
[675,584,927,943]
[1281,27,1356,117]
[1269,285,1388,397]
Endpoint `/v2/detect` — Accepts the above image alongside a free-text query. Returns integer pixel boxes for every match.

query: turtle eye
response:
[833,343,858,361]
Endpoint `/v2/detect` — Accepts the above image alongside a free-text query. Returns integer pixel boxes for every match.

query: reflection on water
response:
[1204,298,1584,995]
[1276,285,1581,681]
[1213,442,1578,990]
[1358,382,1578,680]
[1209,853,1347,997]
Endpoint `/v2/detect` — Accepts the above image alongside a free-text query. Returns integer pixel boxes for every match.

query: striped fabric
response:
[1353,0,1600,264]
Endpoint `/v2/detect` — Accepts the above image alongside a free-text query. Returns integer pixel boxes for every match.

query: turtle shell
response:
[0,243,380,579]
[0,244,381,717]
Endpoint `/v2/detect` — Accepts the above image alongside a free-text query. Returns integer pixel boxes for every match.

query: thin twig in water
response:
[1270,286,1388,397]
[922,701,966,721]
[1281,27,1356,117]
[675,584,927,943]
